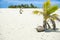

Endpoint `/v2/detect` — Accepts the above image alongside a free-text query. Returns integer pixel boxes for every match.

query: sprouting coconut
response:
[36,26,44,32]
[33,0,60,32]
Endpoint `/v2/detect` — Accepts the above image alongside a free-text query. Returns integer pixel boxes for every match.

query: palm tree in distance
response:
[30,3,37,8]
[33,0,60,31]
[24,4,29,8]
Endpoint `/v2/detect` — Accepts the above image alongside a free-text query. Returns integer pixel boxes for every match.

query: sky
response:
[0,0,60,8]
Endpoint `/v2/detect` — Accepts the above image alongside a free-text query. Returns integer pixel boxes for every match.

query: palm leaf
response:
[33,10,40,14]
[43,0,51,12]
[47,22,51,29]
[43,0,50,8]
[47,5,58,15]
[50,19,56,30]
[56,17,60,22]
[50,14,58,20]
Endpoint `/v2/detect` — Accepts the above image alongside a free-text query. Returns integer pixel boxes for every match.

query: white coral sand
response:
[0,8,60,40]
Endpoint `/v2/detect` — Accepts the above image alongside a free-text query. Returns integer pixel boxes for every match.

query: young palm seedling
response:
[33,0,60,32]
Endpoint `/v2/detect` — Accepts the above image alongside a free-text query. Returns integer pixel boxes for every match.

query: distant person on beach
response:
[19,7,23,14]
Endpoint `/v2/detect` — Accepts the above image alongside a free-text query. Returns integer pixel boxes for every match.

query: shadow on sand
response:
[44,28,60,33]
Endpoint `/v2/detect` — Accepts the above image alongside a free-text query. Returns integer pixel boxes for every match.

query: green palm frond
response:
[56,17,60,21]
[43,0,51,12]
[52,14,58,16]
[47,22,51,29]
[43,0,50,8]
[47,5,58,15]
[50,19,56,30]
[50,14,58,20]
[33,10,40,14]
[51,14,60,21]
[33,10,43,15]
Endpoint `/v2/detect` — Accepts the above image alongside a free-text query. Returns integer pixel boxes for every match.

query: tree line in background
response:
[8,4,38,8]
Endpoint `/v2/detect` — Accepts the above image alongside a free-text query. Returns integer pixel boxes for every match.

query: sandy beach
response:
[0,8,60,40]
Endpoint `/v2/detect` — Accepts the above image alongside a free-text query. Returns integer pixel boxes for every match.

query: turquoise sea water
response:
[0,0,60,8]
